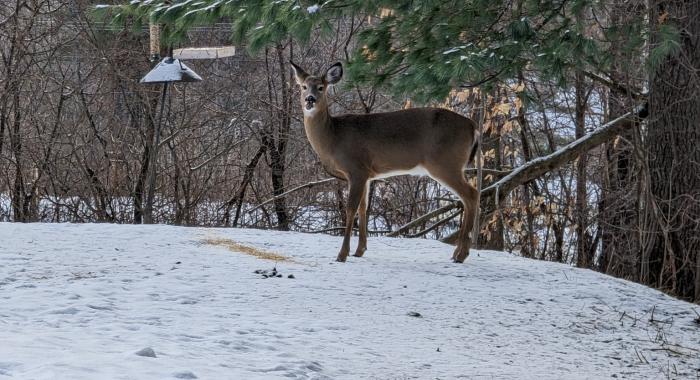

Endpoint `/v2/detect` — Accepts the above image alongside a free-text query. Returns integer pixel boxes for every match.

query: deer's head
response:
[290,61,343,115]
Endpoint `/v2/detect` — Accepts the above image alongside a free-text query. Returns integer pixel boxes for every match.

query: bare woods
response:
[0,1,698,302]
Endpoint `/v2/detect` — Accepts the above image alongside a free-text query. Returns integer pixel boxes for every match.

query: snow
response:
[442,48,460,55]
[1,223,699,379]
[306,4,319,14]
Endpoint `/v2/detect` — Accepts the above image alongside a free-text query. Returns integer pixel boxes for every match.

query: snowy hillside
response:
[1,223,698,379]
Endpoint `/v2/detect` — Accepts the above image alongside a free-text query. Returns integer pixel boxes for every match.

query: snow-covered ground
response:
[1,223,698,379]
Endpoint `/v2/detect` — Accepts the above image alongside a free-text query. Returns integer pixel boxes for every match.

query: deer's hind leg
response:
[425,165,479,263]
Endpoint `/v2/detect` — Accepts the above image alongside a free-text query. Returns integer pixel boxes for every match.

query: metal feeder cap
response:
[140,57,202,84]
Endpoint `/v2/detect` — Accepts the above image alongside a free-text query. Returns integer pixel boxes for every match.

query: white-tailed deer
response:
[290,61,479,263]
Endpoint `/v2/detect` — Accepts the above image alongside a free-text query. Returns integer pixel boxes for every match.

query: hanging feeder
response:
[141,20,234,83]
[173,46,236,60]
[139,57,202,84]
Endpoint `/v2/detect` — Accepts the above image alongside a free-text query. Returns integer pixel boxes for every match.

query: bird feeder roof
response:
[140,57,202,84]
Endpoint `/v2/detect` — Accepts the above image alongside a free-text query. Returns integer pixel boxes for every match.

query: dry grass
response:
[201,238,294,263]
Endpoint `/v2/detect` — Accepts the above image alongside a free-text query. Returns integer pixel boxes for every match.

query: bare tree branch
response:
[248,178,337,213]
[583,70,646,100]
[387,201,462,237]
[407,209,462,238]
[310,226,391,234]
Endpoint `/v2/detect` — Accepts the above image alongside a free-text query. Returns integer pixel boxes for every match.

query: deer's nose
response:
[305,95,316,103]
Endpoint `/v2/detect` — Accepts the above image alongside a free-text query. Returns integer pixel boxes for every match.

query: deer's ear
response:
[324,62,343,84]
[290,61,308,85]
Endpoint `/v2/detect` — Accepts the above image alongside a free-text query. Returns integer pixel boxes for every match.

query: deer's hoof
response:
[336,255,348,262]
[352,248,366,258]
[452,249,470,263]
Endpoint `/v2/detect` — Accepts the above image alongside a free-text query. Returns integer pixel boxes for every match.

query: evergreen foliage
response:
[97,1,683,102]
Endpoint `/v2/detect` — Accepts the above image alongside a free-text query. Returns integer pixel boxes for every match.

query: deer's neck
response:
[303,105,334,156]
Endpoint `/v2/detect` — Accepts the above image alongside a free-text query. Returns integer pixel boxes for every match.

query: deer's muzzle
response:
[305,95,316,110]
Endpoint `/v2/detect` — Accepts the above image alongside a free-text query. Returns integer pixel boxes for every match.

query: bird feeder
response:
[139,57,202,84]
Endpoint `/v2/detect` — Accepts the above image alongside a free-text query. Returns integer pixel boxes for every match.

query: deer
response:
[290,61,479,263]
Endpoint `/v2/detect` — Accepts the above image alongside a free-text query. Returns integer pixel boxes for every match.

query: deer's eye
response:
[318,86,324,91]
[302,85,307,90]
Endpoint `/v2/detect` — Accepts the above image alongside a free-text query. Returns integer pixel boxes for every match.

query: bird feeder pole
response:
[149,22,160,62]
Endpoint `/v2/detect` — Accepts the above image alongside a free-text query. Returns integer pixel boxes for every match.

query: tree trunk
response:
[599,0,645,278]
[646,0,700,301]
[516,74,537,258]
[263,133,289,230]
[223,145,266,227]
[132,93,158,224]
[575,71,591,268]
[10,91,27,222]
[132,131,152,224]
[260,44,290,230]
[477,91,504,250]
[143,84,167,224]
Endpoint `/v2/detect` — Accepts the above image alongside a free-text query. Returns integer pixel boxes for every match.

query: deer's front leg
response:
[337,178,366,262]
[353,183,369,257]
